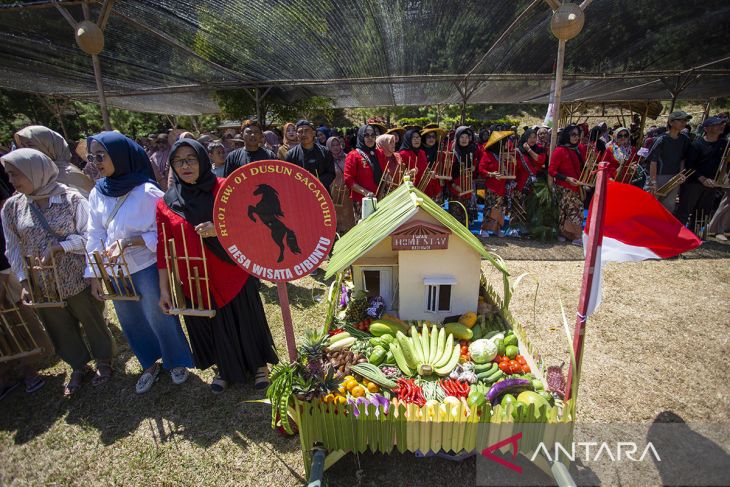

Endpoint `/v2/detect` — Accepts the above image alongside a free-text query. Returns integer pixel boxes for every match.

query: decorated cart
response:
[263,180,577,484]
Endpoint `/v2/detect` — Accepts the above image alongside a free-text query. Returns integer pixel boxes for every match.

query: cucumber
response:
[482,369,504,384]
[390,342,414,376]
[328,332,351,343]
[475,362,497,373]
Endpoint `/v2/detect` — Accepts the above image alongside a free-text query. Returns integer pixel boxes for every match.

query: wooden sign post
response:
[214,160,337,362]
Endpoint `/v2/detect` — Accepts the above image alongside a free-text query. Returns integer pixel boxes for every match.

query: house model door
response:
[360,267,394,310]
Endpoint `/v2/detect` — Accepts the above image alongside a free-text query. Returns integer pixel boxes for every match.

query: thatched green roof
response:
[325,181,508,279]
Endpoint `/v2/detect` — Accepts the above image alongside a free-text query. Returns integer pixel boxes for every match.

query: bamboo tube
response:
[50,251,63,302]
[199,233,212,311]
[34,254,53,303]
[193,267,203,311]
[169,239,186,309]
[656,169,695,196]
[0,307,23,354]
[117,245,137,298]
[93,251,114,296]
[180,224,194,307]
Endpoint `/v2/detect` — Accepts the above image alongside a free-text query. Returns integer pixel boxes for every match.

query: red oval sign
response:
[214,160,337,281]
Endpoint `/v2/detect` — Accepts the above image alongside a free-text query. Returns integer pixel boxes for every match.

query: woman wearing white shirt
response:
[85,132,192,394]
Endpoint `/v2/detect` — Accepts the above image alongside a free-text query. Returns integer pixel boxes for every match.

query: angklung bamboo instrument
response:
[86,239,140,301]
[20,253,65,308]
[162,223,215,318]
[0,284,44,363]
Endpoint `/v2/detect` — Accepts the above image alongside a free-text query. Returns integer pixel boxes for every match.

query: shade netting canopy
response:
[1,0,729,115]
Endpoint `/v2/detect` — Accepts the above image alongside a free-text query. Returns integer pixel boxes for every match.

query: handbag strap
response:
[104,193,130,229]
[27,199,62,242]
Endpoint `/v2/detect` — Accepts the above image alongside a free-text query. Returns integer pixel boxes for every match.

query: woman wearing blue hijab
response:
[85,132,193,394]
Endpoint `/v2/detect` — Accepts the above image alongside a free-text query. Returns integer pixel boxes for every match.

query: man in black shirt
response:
[647,111,692,211]
[675,117,727,229]
[285,120,336,190]
[223,121,277,176]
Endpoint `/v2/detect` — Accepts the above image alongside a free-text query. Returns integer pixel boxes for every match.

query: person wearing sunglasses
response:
[344,124,385,220]
[601,127,635,180]
[548,124,588,244]
[85,132,193,394]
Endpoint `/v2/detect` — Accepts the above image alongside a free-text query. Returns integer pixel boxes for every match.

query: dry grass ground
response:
[1,249,728,486]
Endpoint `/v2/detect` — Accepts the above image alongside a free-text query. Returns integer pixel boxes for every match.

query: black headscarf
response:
[558,124,579,147]
[421,131,439,164]
[355,124,382,186]
[164,139,234,264]
[453,126,477,165]
[556,124,584,165]
[518,129,545,155]
[400,129,420,152]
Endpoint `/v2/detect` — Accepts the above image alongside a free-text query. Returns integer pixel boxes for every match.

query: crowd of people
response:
[0,126,278,399]
[0,109,728,400]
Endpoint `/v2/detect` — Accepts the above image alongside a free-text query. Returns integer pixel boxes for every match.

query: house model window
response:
[424,277,457,313]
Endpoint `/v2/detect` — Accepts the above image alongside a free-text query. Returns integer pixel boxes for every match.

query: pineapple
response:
[344,289,368,323]
[297,329,327,360]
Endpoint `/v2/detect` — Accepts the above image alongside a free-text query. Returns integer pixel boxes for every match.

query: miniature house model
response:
[326,181,496,321]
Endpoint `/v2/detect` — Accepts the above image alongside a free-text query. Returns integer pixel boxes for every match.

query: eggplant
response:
[486,378,532,405]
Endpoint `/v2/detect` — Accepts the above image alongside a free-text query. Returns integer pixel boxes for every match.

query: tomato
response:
[516,356,527,365]
[500,355,510,363]
[493,354,502,363]
[499,361,511,372]
[509,360,521,374]
[522,364,531,373]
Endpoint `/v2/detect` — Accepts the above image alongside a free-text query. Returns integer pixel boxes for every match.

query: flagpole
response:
[565,163,608,402]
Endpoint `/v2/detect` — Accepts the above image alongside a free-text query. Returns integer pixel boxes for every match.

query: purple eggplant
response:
[487,378,532,405]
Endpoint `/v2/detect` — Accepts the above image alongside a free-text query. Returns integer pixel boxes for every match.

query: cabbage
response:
[468,339,498,364]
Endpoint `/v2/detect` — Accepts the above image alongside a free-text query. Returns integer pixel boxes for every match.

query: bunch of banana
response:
[389,324,460,377]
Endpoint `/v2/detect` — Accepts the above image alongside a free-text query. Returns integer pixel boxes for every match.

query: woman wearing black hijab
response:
[156,139,278,393]
[548,124,588,243]
[344,124,385,219]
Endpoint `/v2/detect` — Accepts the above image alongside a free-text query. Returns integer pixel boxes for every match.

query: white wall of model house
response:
[351,209,481,321]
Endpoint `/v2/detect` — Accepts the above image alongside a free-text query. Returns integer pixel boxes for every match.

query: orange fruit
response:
[366,382,380,393]
[351,385,366,397]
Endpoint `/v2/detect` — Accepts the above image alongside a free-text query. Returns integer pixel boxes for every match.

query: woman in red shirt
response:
[548,124,587,243]
[156,139,278,393]
[601,127,635,179]
[344,124,385,220]
[476,139,507,235]
[398,129,430,192]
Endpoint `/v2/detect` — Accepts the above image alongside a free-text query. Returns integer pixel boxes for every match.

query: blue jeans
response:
[112,264,193,370]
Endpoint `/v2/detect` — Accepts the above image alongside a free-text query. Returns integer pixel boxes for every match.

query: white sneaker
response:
[170,367,189,385]
[136,364,160,394]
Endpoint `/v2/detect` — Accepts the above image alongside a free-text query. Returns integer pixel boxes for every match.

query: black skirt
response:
[184,278,279,383]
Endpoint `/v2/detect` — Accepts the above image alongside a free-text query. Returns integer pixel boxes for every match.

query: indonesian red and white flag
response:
[583,180,702,315]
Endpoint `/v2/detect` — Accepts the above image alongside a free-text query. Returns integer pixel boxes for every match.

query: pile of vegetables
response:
[269,297,559,434]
